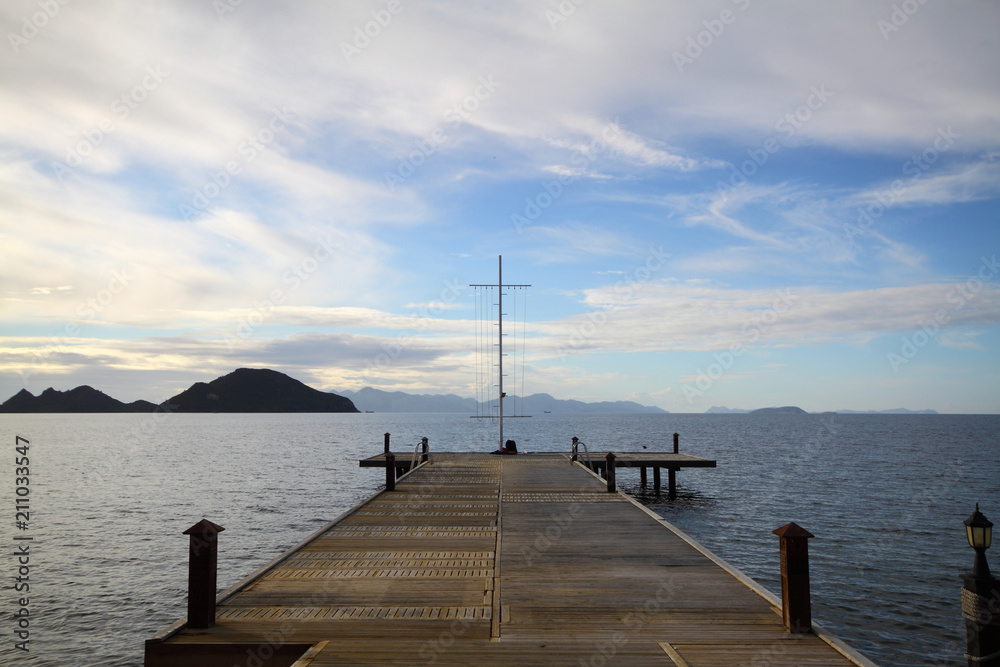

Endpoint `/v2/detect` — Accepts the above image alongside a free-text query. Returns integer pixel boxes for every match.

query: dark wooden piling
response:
[669,434,680,498]
[421,437,429,463]
[640,466,647,487]
[383,432,390,454]
[605,452,616,492]
[385,452,395,491]
[653,466,661,494]
[773,522,815,633]
[182,519,224,629]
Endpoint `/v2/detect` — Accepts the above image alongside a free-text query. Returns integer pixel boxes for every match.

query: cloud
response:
[686,184,795,247]
[525,223,639,263]
[536,281,1000,355]
[855,160,1000,209]
[938,330,984,351]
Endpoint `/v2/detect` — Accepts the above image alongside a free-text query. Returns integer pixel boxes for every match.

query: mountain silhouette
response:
[161,368,358,413]
[338,388,667,414]
[0,386,157,413]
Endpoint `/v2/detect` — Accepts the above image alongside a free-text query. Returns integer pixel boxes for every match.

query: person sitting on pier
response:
[490,439,518,455]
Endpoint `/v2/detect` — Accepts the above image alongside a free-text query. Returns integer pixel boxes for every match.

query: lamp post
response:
[966,504,994,578]
[962,504,999,667]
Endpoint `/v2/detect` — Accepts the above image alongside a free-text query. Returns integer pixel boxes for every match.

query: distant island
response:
[337,387,668,415]
[162,368,358,413]
[0,386,157,413]
[0,373,942,414]
[705,405,938,415]
[0,369,665,414]
[834,408,939,414]
[0,368,358,413]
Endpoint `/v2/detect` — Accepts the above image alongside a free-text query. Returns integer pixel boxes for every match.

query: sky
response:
[1,1,999,413]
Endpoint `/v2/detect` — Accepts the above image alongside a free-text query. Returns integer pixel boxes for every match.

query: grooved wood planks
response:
[144,453,875,667]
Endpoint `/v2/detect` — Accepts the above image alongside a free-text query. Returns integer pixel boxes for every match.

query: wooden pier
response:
[360,450,716,497]
[145,452,875,666]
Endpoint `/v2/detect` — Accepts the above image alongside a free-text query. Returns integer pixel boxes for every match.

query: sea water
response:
[0,412,996,666]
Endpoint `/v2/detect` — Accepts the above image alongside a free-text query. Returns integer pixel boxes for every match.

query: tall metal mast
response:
[471,255,530,451]
[498,255,504,451]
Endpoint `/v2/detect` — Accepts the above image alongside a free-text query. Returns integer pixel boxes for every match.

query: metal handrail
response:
[409,437,429,472]
[572,438,594,472]
[409,441,421,472]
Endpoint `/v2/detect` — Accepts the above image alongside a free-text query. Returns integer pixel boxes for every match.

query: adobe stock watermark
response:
[418,616,473,665]
[544,0,588,31]
[556,246,671,361]
[844,126,959,246]
[340,0,404,63]
[877,0,931,41]
[179,108,294,221]
[607,578,679,664]
[518,502,582,565]
[18,267,134,387]
[511,117,622,233]
[716,85,833,202]
[236,621,297,667]
[221,234,341,349]
[7,0,71,55]
[672,0,751,73]
[887,254,997,373]
[51,65,168,181]
[682,288,795,403]
[384,74,501,192]
[12,435,32,653]
[360,278,465,381]
[86,403,176,487]
[744,638,796,667]
[572,578,679,667]
[212,0,243,20]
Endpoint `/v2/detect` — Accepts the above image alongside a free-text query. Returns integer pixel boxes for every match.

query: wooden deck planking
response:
[145,453,874,666]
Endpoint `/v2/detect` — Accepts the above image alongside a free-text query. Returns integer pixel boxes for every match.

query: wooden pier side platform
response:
[145,453,875,666]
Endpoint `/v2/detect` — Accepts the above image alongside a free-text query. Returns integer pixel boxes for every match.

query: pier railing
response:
[570,436,594,470]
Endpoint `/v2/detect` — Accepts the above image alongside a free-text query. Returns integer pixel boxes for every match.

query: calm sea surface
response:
[0,412,997,666]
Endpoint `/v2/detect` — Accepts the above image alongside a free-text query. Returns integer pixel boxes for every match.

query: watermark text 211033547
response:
[13,435,33,653]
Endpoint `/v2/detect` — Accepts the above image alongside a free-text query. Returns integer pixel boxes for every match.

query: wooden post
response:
[421,437,429,463]
[963,507,1000,665]
[640,466,647,487]
[653,466,661,494]
[183,519,225,629]
[669,434,679,497]
[963,572,1000,666]
[385,452,396,491]
[605,453,616,493]
[571,436,579,461]
[383,432,390,454]
[773,522,815,633]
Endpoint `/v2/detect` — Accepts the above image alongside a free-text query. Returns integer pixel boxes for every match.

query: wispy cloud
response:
[852,160,1000,208]
[525,223,639,263]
